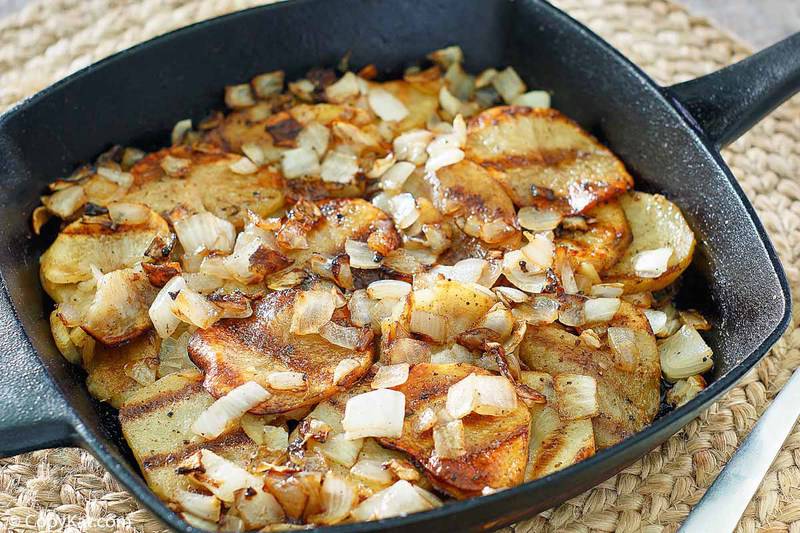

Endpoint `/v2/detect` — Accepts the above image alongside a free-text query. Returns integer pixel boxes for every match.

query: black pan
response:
[0,1,797,531]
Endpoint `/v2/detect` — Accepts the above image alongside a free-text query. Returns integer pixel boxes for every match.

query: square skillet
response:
[0,0,795,531]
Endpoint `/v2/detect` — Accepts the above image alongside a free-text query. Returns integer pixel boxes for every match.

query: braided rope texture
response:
[0,0,798,531]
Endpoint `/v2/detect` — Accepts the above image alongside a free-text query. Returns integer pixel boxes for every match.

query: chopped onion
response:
[491,66,526,103]
[350,480,435,522]
[229,156,258,175]
[556,254,579,294]
[558,299,585,327]
[350,458,393,485]
[282,146,321,179]
[332,121,381,149]
[380,161,416,191]
[267,371,307,391]
[50,311,81,365]
[325,72,361,103]
[367,153,396,179]
[319,322,372,350]
[446,373,517,419]
[517,206,562,231]
[521,233,555,270]
[192,381,270,439]
[345,239,382,269]
[450,258,488,284]
[659,325,713,381]
[387,193,419,229]
[149,275,187,338]
[512,296,561,325]
[225,84,256,108]
[251,70,285,98]
[43,185,87,218]
[368,88,409,122]
[347,290,374,327]
[179,512,218,531]
[371,363,410,389]
[393,130,433,165]
[96,166,134,188]
[478,303,514,340]
[494,286,529,304]
[607,326,640,370]
[511,90,551,108]
[632,247,673,278]
[425,147,464,173]
[174,212,236,255]
[365,280,409,301]
[554,374,599,420]
[234,485,285,529]
[409,309,447,343]
[427,45,464,68]
[297,121,330,157]
[331,355,359,385]
[175,490,221,522]
[414,407,438,434]
[439,86,462,117]
[590,283,624,297]
[584,297,621,323]
[309,472,357,525]
[433,419,466,459]
[171,118,193,145]
[290,288,336,335]
[321,148,359,184]
[666,374,707,407]
[644,309,668,335]
[172,287,221,329]
[315,432,364,468]
[124,359,156,386]
[159,155,191,177]
[342,389,405,439]
[445,374,479,419]
[502,250,548,293]
[178,449,261,503]
[679,309,712,331]
[107,202,149,225]
[579,329,602,348]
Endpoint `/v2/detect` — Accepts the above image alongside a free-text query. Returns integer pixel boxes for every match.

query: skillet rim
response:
[0,0,791,530]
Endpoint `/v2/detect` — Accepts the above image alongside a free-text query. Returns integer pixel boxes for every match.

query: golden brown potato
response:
[124,146,285,226]
[379,363,530,498]
[119,370,259,500]
[40,208,169,287]
[555,200,632,273]
[464,107,633,214]
[518,303,660,448]
[603,191,696,293]
[86,331,160,407]
[188,287,374,415]
[377,79,441,132]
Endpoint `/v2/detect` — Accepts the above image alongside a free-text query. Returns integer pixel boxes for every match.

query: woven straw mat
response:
[1,0,799,531]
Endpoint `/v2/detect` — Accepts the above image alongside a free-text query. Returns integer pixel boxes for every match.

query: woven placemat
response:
[1,0,799,531]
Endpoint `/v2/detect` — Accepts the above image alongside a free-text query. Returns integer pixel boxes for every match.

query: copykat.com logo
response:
[2,514,135,531]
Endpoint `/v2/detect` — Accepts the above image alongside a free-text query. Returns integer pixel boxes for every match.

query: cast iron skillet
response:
[0,0,797,531]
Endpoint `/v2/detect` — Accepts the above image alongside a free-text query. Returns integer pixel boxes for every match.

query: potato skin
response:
[555,200,632,274]
[603,191,696,293]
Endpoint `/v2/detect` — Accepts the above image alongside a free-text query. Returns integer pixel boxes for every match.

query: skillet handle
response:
[667,32,800,149]
[0,282,77,457]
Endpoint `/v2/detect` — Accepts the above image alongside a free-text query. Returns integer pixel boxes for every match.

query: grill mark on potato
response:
[265,112,303,147]
[140,429,252,471]
[119,379,205,422]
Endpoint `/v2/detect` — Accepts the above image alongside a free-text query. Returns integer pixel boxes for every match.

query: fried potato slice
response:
[379,363,530,498]
[604,191,696,293]
[119,370,259,500]
[555,200,632,273]
[86,331,160,407]
[82,267,158,345]
[40,208,169,286]
[124,146,285,226]
[465,107,633,214]
[286,198,401,266]
[411,280,498,343]
[519,371,595,480]
[188,287,374,415]
[518,303,660,448]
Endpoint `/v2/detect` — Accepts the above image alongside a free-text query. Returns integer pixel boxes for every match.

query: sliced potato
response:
[40,208,168,287]
[379,363,530,498]
[377,79,441,132]
[119,370,259,500]
[555,200,631,273]
[86,331,160,407]
[525,404,595,481]
[188,288,374,415]
[411,280,497,343]
[124,146,285,226]
[518,302,660,448]
[604,191,696,293]
[465,106,633,214]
